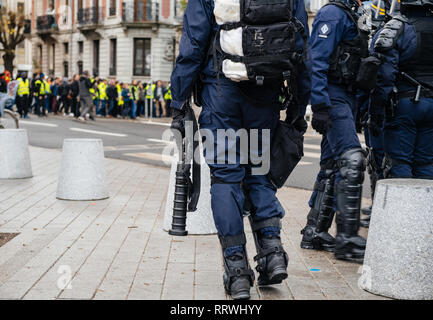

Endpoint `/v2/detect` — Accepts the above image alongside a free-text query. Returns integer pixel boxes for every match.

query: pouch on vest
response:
[213,0,306,85]
[356,53,385,91]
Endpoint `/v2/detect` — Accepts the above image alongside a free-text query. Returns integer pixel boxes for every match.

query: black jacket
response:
[58,83,71,97]
[71,80,80,98]
[106,85,118,100]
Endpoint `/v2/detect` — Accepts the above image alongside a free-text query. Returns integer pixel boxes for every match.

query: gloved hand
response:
[311,104,332,135]
[292,117,308,134]
[171,107,187,138]
[367,114,384,137]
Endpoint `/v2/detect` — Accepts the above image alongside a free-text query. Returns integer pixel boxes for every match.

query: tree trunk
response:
[2,52,15,75]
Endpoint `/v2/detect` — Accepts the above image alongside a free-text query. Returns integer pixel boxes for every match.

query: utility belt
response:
[397,72,433,103]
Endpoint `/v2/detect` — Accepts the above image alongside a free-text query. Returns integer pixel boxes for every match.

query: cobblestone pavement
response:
[0,147,386,300]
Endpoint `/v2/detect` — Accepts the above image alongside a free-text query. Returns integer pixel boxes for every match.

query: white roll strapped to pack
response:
[214,0,249,82]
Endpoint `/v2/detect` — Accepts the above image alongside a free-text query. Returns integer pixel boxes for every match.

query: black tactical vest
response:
[326,2,369,90]
[399,16,433,88]
[213,0,307,85]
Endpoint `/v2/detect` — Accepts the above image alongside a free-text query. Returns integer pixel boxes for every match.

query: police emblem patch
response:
[319,23,331,38]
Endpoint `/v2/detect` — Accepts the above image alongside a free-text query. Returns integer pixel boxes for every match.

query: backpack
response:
[213,0,307,86]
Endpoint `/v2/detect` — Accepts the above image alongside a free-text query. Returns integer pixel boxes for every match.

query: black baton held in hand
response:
[169,103,201,236]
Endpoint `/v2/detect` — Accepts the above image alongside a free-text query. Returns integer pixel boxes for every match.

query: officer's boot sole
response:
[230,290,251,300]
[334,250,364,264]
[300,239,335,253]
[257,268,288,286]
[360,219,370,228]
[223,275,251,300]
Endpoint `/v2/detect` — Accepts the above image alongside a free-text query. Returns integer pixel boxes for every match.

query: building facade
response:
[30,0,181,82]
[0,0,33,74]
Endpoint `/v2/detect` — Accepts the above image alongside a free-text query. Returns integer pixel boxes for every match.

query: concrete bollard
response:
[0,129,33,179]
[56,139,109,201]
[359,179,433,300]
[163,153,217,235]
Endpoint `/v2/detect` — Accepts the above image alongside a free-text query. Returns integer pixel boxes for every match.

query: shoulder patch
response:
[318,23,331,39]
[374,18,405,52]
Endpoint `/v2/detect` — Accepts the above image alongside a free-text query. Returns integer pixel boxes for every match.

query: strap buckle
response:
[255,76,264,86]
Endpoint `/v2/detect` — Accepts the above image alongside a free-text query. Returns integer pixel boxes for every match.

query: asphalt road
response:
[20,115,371,198]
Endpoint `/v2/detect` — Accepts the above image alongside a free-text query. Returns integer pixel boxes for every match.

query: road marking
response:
[139,120,171,127]
[69,127,128,137]
[298,161,313,166]
[303,151,320,159]
[147,138,174,144]
[124,152,173,163]
[304,143,321,151]
[104,144,149,151]
[20,121,59,128]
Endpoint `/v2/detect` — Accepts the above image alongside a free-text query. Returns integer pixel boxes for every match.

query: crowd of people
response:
[1,69,172,123]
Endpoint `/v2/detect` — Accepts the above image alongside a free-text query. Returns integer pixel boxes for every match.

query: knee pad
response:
[337,148,367,185]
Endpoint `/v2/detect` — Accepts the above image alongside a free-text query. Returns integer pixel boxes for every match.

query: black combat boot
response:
[249,217,288,286]
[300,170,336,252]
[361,205,372,216]
[254,236,288,285]
[219,234,254,300]
[360,214,370,228]
[334,148,367,263]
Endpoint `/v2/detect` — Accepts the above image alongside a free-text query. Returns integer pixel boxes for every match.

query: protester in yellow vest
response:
[97,80,108,116]
[34,74,47,116]
[16,72,30,118]
[164,84,172,116]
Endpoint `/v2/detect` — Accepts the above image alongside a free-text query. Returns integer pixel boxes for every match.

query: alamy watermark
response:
[162,121,271,176]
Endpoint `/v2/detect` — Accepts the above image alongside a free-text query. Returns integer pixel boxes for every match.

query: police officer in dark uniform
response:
[369,0,433,179]
[170,0,311,299]
[300,0,369,263]
[358,0,398,227]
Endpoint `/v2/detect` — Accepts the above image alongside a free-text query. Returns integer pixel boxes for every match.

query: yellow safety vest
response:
[89,78,96,99]
[35,79,46,95]
[17,78,30,96]
[117,84,124,106]
[164,87,172,101]
[145,84,155,99]
[98,82,107,100]
[44,81,51,94]
[130,85,139,101]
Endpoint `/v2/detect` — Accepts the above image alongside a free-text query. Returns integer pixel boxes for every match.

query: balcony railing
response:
[36,14,59,32]
[78,6,104,26]
[121,1,159,24]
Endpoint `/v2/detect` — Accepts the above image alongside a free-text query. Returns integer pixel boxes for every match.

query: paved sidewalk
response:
[0,147,385,300]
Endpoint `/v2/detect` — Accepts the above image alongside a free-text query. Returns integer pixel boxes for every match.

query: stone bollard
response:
[0,129,33,179]
[163,153,217,235]
[359,179,433,300]
[56,139,109,201]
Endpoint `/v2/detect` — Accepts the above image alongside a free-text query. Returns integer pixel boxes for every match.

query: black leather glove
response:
[292,117,308,134]
[311,104,332,135]
[171,107,187,138]
[367,114,384,137]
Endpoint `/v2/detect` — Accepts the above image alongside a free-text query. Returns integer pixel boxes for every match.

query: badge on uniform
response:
[318,23,331,39]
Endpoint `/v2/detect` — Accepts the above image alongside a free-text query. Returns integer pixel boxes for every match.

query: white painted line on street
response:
[20,121,59,128]
[298,161,313,166]
[147,138,174,144]
[124,152,173,162]
[104,144,149,151]
[303,151,320,159]
[303,143,321,151]
[69,127,128,137]
[140,120,171,127]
